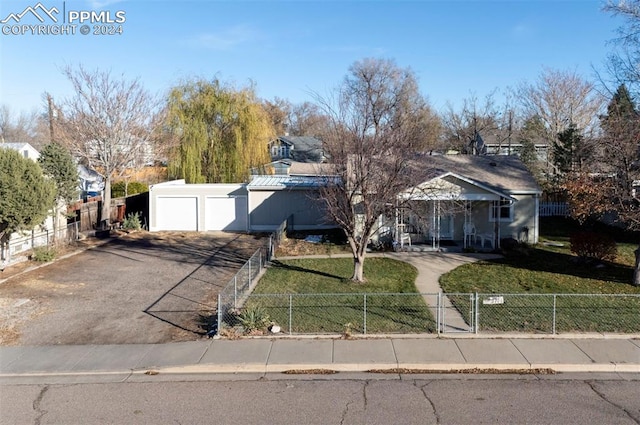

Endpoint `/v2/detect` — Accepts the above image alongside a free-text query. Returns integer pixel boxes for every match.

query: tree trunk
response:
[351,253,365,282]
[101,177,111,229]
[633,244,640,286]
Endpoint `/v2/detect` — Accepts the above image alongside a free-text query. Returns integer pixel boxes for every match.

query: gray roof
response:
[412,154,541,194]
[278,136,322,151]
[248,174,337,190]
[278,136,324,162]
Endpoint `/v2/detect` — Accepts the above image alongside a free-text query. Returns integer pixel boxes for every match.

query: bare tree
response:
[517,68,604,141]
[0,105,49,150]
[262,97,292,135]
[289,101,331,138]
[603,1,640,96]
[56,65,161,228]
[315,58,438,282]
[441,92,501,154]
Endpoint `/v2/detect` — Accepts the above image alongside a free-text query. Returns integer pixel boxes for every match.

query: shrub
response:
[111,181,149,198]
[31,246,56,262]
[122,212,142,231]
[237,305,271,334]
[570,231,617,263]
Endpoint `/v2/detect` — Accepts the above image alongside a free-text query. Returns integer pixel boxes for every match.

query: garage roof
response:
[247,175,337,190]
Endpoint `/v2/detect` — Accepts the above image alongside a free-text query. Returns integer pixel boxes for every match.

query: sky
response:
[0,0,625,117]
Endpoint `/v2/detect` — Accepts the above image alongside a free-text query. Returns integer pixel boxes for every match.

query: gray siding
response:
[249,189,331,231]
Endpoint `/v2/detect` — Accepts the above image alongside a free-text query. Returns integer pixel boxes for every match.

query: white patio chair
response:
[463,223,476,247]
[400,232,412,248]
[478,232,495,249]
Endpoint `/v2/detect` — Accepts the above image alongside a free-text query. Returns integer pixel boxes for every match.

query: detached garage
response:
[149,180,248,232]
[149,176,337,233]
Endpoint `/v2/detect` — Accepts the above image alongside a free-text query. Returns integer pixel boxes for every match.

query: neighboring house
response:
[268,136,326,163]
[149,154,541,250]
[77,164,105,199]
[0,142,40,161]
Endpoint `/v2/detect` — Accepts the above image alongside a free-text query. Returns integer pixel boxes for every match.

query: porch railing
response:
[539,202,568,217]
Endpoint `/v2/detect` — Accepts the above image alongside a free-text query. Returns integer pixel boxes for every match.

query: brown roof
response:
[288,161,334,176]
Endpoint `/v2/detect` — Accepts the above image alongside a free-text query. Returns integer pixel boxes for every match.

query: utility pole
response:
[46,92,55,143]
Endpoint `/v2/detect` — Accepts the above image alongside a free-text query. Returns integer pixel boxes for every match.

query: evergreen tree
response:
[0,148,55,262]
[38,142,79,204]
[553,124,591,173]
[38,142,79,242]
[599,84,640,192]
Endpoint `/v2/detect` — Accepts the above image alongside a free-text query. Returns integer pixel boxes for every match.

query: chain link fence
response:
[473,293,640,334]
[215,218,288,333]
[217,291,640,336]
[3,222,80,265]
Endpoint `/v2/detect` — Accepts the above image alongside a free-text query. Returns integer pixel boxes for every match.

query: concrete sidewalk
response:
[1,336,638,383]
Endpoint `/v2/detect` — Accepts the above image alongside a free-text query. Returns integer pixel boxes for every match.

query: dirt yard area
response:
[0,231,265,346]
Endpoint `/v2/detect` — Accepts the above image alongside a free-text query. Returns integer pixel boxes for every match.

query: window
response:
[489,199,513,222]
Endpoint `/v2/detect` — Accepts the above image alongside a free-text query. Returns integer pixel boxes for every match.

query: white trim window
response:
[489,199,513,222]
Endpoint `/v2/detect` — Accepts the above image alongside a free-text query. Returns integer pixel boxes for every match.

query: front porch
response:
[391,198,509,252]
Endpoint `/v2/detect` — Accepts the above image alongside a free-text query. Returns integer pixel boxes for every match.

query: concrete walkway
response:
[388,252,501,332]
[1,336,638,383]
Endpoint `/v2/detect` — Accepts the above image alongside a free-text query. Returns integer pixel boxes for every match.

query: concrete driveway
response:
[0,232,266,346]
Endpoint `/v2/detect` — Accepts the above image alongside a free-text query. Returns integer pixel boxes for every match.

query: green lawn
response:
[229,218,640,335]
[440,217,640,333]
[242,257,436,334]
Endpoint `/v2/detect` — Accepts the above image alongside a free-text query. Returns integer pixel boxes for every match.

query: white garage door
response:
[156,197,198,231]
[205,196,247,231]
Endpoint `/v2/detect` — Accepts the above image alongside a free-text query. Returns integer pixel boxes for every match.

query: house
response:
[149,154,541,250]
[77,164,105,199]
[388,154,542,249]
[269,136,325,163]
[0,142,40,161]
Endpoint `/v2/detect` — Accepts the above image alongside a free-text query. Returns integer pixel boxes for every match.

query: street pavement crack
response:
[339,383,363,425]
[418,381,441,424]
[33,385,49,425]
[587,381,639,424]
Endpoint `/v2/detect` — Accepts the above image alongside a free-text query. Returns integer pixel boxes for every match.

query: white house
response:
[1,142,40,161]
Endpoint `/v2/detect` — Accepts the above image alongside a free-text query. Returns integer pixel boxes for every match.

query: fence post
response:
[474,292,479,334]
[234,276,237,308]
[552,294,557,335]
[437,292,441,335]
[289,294,293,335]
[217,294,222,336]
[363,294,367,335]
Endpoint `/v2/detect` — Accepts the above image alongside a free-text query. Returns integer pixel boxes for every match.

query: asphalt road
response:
[1,376,638,424]
[0,232,266,345]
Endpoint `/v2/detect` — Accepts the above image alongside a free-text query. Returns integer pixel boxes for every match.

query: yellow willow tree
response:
[166,79,273,183]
